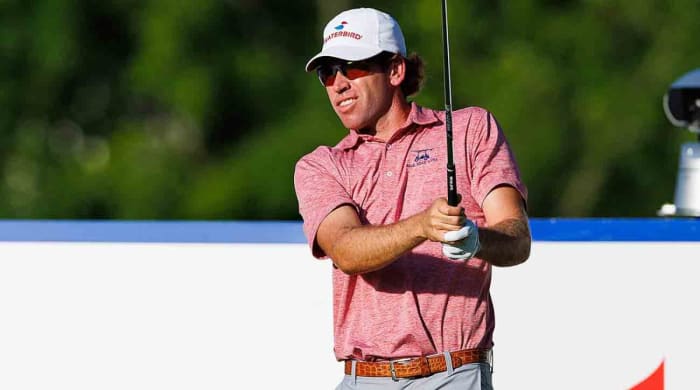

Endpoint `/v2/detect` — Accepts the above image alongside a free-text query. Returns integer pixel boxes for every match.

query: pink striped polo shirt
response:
[294,102,527,361]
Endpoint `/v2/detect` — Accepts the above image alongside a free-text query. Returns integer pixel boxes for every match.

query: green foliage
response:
[0,0,698,219]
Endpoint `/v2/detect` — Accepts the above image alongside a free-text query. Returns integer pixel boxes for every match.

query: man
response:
[294,7,530,390]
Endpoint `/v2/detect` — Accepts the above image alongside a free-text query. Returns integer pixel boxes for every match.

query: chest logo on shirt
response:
[406,148,438,168]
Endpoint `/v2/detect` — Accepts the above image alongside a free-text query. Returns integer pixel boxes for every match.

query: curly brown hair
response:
[399,53,425,98]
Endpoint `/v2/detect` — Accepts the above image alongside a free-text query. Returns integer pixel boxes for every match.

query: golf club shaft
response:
[441,0,459,206]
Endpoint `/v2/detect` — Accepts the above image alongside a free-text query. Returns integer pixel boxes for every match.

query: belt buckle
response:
[389,358,412,382]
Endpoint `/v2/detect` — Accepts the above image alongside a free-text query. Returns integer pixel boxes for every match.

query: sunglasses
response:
[316,59,383,87]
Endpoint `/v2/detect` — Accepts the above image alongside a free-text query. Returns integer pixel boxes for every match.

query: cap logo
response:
[324,21,363,44]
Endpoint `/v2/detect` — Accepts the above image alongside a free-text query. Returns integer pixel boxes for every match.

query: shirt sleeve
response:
[294,147,358,258]
[466,108,528,207]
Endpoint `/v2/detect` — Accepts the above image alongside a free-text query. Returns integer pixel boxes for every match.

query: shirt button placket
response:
[385,143,393,178]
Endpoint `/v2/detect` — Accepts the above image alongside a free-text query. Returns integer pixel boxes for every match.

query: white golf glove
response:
[442,219,481,260]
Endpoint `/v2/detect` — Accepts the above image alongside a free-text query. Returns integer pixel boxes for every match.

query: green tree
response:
[0,1,698,219]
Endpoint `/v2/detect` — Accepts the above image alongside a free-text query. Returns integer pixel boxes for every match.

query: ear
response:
[388,56,406,87]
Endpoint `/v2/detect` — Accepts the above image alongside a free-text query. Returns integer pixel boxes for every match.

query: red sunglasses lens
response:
[317,65,337,86]
[321,72,336,86]
[345,67,371,80]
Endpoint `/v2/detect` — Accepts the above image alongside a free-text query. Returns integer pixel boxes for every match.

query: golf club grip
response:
[447,168,458,206]
[446,111,459,206]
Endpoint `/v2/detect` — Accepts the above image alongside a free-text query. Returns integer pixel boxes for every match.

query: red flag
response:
[630,360,664,390]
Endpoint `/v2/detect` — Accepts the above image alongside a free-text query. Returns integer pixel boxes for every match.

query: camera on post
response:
[663,69,700,133]
[658,68,700,217]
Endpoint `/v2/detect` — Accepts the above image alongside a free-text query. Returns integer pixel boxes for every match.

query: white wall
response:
[0,240,697,389]
[0,243,336,389]
[491,242,698,390]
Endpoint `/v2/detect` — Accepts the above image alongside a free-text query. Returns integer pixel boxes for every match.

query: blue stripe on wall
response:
[0,219,697,243]
[0,221,306,243]
[531,218,699,241]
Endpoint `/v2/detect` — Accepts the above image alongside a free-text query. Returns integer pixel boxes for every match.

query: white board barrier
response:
[0,220,697,389]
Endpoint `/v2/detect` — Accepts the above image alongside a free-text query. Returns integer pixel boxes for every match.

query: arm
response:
[477,185,531,267]
[316,198,465,275]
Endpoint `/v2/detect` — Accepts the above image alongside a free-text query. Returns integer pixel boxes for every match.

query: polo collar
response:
[335,103,441,150]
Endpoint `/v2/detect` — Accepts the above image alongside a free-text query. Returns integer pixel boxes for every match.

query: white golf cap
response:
[305,8,407,72]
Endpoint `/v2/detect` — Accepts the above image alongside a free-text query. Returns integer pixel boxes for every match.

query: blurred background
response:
[1,0,698,220]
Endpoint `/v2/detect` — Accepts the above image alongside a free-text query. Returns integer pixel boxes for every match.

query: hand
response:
[420,198,466,242]
[442,219,481,260]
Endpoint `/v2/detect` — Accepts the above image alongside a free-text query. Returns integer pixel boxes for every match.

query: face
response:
[317,56,400,132]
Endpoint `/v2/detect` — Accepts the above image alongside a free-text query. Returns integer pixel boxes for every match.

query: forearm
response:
[477,217,531,267]
[328,213,426,275]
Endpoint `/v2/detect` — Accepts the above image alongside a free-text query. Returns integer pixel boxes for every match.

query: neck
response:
[360,98,412,141]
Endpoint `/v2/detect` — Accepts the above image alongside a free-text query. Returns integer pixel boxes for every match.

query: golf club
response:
[441,0,459,206]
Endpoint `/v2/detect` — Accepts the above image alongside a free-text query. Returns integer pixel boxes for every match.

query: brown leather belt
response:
[344,348,490,380]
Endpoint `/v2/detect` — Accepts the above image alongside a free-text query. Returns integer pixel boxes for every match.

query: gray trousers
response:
[336,361,493,390]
